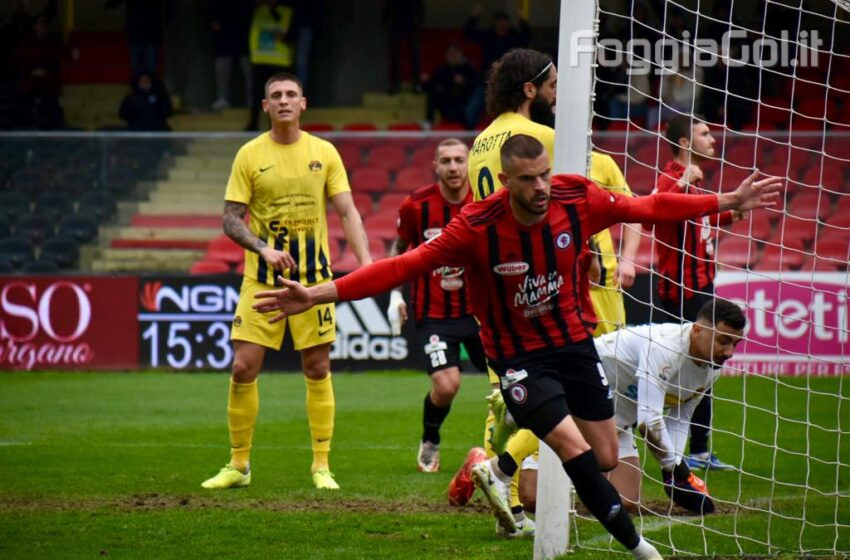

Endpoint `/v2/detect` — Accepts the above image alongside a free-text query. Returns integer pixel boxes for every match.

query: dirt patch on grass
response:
[0,493,492,516]
[575,498,737,517]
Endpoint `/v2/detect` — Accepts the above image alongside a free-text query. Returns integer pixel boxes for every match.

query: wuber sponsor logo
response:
[0,281,94,370]
[331,298,407,361]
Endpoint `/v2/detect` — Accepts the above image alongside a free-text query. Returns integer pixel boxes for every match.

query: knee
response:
[231,357,259,384]
[303,358,330,380]
[595,442,619,472]
[432,373,460,401]
[519,471,537,514]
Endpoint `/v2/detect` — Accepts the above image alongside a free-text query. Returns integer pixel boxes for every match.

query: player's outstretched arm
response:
[717,171,783,212]
[254,277,338,324]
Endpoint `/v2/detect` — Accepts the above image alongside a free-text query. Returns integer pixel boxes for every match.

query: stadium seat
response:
[632,143,661,169]
[58,215,100,243]
[351,192,374,218]
[432,121,466,131]
[801,164,845,194]
[363,212,401,242]
[326,212,344,243]
[189,259,231,275]
[0,236,34,268]
[815,235,848,263]
[367,145,406,172]
[205,234,243,265]
[0,191,31,222]
[387,122,423,131]
[726,214,773,241]
[342,122,378,131]
[374,192,409,217]
[40,236,80,269]
[14,213,53,245]
[368,237,388,259]
[800,255,843,272]
[394,167,434,192]
[770,215,818,249]
[716,237,759,270]
[35,190,74,221]
[724,144,758,168]
[351,167,390,194]
[332,249,360,273]
[0,257,14,274]
[336,143,363,170]
[755,244,805,271]
[789,192,830,221]
[78,191,117,221]
[410,144,439,168]
[302,122,334,132]
[21,259,60,274]
[714,166,753,191]
[624,165,658,196]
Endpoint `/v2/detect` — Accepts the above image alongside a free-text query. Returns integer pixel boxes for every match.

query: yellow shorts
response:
[590,285,626,337]
[231,276,336,351]
[487,364,499,385]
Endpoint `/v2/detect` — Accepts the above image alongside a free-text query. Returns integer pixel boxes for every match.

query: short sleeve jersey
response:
[396,183,475,322]
[225,131,350,286]
[593,322,720,427]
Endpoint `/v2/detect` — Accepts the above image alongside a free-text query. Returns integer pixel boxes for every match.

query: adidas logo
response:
[330,298,408,361]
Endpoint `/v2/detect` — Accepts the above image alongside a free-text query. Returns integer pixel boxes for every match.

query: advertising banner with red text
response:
[0,277,139,371]
[716,271,849,376]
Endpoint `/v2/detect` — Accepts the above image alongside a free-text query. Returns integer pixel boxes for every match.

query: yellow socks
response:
[483,407,496,458]
[507,429,539,509]
[306,374,335,473]
[228,378,259,473]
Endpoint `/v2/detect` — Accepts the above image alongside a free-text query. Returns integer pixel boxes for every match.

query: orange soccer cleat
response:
[448,447,487,506]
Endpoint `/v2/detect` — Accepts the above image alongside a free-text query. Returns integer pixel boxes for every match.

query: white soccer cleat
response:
[471,461,516,534]
[417,441,440,473]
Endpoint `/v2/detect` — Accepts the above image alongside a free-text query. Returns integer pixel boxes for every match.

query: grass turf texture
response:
[0,372,847,559]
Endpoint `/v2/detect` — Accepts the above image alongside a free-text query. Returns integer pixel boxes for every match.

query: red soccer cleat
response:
[448,447,487,506]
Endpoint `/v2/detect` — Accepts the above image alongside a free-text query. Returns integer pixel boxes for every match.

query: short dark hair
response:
[434,137,468,157]
[665,114,707,156]
[697,299,747,331]
[265,72,303,97]
[500,134,545,172]
[485,48,553,117]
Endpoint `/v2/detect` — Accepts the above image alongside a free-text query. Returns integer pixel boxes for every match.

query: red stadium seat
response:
[789,192,830,221]
[368,237,388,259]
[800,255,844,272]
[770,215,818,249]
[632,143,661,169]
[624,165,658,196]
[206,234,244,265]
[815,235,849,263]
[387,122,423,131]
[336,144,363,170]
[363,212,400,242]
[714,166,754,192]
[433,121,466,131]
[375,192,410,216]
[755,244,805,271]
[351,192,374,219]
[726,214,773,241]
[716,237,759,270]
[394,166,434,192]
[326,212,344,243]
[801,164,845,194]
[190,259,231,275]
[343,122,378,131]
[410,145,438,168]
[724,144,758,168]
[367,145,407,171]
[332,249,360,274]
[350,167,390,194]
[302,122,334,132]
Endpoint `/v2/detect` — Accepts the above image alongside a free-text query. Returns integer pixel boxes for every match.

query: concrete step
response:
[148,191,223,205]
[168,168,228,183]
[91,258,197,273]
[172,155,233,171]
[101,226,222,241]
[138,200,223,214]
[97,248,205,262]
[152,180,221,193]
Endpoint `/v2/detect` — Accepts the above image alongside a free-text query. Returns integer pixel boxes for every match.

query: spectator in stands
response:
[13,15,64,129]
[423,45,480,129]
[463,4,531,75]
[700,43,758,129]
[105,0,174,79]
[294,0,320,91]
[119,71,172,131]
[647,52,704,131]
[246,0,299,131]
[383,0,425,94]
[209,0,254,111]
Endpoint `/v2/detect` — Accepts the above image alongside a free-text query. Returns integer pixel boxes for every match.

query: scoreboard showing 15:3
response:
[137,278,240,370]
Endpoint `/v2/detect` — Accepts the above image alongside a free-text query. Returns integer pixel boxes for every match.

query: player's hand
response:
[730,171,783,212]
[259,246,297,272]
[678,164,704,189]
[617,260,636,289]
[662,463,715,514]
[252,276,314,324]
[387,290,408,336]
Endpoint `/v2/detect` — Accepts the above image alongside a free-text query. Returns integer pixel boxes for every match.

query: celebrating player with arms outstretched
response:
[251,134,780,559]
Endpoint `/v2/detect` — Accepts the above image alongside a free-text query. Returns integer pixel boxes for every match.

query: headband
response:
[529,61,554,83]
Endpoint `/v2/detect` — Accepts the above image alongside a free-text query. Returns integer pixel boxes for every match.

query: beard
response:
[529,95,555,127]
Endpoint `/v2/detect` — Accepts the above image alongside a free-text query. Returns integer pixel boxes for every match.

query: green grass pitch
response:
[0,371,847,559]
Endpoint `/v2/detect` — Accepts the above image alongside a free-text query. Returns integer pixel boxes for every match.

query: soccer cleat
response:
[684,452,734,471]
[498,515,535,538]
[471,462,517,534]
[631,538,664,560]
[201,465,251,489]
[486,389,516,455]
[448,447,487,506]
[417,441,440,473]
[312,468,340,490]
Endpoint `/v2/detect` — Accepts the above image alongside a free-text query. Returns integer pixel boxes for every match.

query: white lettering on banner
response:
[152,285,240,313]
[331,297,408,361]
[716,272,850,376]
[514,271,564,307]
[0,281,95,370]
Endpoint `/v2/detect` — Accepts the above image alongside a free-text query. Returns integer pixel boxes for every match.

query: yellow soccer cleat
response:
[201,465,251,489]
[486,389,517,455]
[312,468,340,490]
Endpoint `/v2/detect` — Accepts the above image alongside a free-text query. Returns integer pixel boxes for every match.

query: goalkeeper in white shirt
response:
[513,299,745,515]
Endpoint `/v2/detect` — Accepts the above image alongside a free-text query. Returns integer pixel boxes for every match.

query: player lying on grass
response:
[510,298,745,517]
[251,134,780,560]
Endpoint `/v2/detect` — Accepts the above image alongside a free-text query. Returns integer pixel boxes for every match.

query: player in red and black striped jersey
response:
[386,138,487,473]
[253,134,781,559]
[653,115,748,472]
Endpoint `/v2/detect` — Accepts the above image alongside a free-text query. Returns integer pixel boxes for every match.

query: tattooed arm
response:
[223,200,296,271]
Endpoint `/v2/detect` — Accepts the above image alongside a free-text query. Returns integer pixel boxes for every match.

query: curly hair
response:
[485,49,553,117]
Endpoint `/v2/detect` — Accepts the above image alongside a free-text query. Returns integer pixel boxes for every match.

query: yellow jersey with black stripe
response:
[225,132,349,286]
[468,112,555,201]
[588,152,633,290]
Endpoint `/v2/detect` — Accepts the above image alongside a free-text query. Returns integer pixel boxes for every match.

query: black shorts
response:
[490,338,614,435]
[415,316,487,375]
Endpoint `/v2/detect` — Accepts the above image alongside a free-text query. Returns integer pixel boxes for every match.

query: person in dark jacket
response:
[119,72,172,131]
[423,45,480,129]
[463,4,531,75]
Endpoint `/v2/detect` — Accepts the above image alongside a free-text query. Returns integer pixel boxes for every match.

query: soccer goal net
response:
[554,0,850,557]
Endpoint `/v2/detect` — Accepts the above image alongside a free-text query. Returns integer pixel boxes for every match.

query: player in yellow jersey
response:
[201,72,371,491]
[456,48,641,536]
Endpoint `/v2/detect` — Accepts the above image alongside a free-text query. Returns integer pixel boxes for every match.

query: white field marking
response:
[0,441,475,451]
[0,441,31,446]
